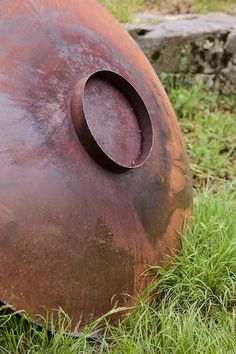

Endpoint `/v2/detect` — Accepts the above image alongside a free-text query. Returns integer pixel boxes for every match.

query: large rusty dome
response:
[0,0,192,328]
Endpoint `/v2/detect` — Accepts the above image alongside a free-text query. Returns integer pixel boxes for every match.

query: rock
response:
[124,13,236,94]
[133,13,199,25]
[225,31,236,54]
[132,12,236,28]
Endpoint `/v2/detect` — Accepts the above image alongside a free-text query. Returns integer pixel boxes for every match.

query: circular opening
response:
[71,70,153,173]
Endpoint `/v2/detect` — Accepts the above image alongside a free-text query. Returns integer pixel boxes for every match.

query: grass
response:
[0,83,236,353]
[164,80,236,185]
[99,0,236,22]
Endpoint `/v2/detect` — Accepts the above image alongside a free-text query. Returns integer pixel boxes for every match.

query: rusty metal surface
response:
[0,0,192,329]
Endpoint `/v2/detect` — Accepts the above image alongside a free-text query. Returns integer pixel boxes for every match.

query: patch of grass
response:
[164,81,236,185]
[99,0,141,22]
[191,0,236,13]
[1,182,236,353]
[99,0,236,22]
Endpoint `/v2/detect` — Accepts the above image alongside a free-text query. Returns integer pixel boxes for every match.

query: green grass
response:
[165,81,236,185]
[99,0,141,23]
[0,83,236,353]
[99,0,236,22]
[191,0,236,13]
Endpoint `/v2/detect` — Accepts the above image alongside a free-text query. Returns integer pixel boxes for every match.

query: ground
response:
[100,0,236,22]
[0,2,236,353]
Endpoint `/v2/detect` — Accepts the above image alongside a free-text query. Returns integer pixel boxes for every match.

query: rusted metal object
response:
[0,0,192,329]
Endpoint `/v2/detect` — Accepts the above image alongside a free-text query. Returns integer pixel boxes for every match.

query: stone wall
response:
[125,13,236,94]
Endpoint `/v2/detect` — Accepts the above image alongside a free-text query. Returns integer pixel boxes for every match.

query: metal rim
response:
[71,70,153,173]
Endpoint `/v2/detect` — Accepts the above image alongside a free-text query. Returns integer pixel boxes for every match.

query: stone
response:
[225,31,236,54]
[124,13,236,94]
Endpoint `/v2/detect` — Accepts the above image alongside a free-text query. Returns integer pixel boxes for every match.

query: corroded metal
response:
[0,0,192,329]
